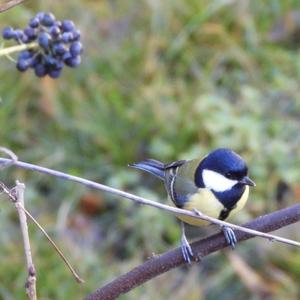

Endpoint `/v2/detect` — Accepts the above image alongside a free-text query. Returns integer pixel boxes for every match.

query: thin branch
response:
[14,181,37,300]
[0,0,27,13]
[84,204,300,300]
[0,157,299,248]
[0,181,84,283]
[18,201,84,283]
[0,42,38,57]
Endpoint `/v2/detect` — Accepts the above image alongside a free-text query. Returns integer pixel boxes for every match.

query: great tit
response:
[130,148,255,263]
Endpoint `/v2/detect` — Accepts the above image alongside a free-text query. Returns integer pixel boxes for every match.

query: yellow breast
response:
[175,186,249,226]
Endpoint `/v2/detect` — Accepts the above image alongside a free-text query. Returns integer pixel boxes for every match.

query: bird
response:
[129,148,255,263]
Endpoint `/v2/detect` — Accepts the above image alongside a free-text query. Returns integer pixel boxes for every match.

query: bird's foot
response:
[222,226,237,249]
[181,233,194,263]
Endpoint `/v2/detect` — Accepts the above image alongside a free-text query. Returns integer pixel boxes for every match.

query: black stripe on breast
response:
[214,184,245,220]
[213,185,245,209]
[218,206,236,220]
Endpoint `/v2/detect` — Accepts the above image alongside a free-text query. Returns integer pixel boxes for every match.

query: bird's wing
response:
[164,160,187,169]
[165,159,201,208]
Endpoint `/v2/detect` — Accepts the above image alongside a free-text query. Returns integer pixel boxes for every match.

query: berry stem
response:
[0,42,38,57]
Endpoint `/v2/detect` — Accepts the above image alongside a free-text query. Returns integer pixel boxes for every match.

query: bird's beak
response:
[240,176,256,187]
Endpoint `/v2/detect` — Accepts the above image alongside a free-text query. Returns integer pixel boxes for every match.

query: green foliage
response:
[0,0,299,299]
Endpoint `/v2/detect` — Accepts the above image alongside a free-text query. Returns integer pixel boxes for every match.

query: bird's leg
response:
[180,221,193,263]
[221,226,237,249]
[193,208,237,249]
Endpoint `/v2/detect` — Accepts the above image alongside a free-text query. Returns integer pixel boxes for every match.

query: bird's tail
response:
[129,159,165,180]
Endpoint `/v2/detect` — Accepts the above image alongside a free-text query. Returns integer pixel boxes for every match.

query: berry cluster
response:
[2,12,83,78]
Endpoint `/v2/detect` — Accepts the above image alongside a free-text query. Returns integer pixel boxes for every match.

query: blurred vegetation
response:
[0,0,300,299]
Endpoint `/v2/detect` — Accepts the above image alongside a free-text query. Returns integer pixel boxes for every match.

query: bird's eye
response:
[225,172,234,179]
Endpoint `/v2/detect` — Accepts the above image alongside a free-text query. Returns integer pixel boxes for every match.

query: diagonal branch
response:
[0,0,27,13]
[0,157,299,248]
[0,181,84,283]
[84,204,300,300]
[19,201,84,283]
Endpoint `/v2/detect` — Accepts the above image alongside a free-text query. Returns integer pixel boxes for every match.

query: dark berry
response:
[36,12,45,21]
[38,32,51,49]
[70,42,83,56]
[55,61,64,69]
[17,59,30,72]
[34,63,47,77]
[24,27,37,39]
[61,32,72,43]
[13,29,24,41]
[18,50,33,59]
[62,51,71,61]
[62,20,75,32]
[44,55,56,65]
[70,29,81,41]
[21,35,30,43]
[53,43,67,55]
[29,17,40,28]
[29,55,41,68]
[41,13,55,27]
[65,55,81,67]
[54,20,62,28]
[49,59,63,70]
[48,68,62,78]
[49,26,60,38]
[2,27,14,39]
[44,56,63,69]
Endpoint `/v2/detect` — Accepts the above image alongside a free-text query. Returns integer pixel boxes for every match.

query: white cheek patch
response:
[202,169,237,192]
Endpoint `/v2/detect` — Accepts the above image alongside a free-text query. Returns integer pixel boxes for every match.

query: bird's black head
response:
[195,148,255,191]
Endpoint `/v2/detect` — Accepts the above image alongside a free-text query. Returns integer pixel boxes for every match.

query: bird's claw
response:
[181,233,194,263]
[222,226,237,249]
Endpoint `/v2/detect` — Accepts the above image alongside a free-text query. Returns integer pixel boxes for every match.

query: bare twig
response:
[84,204,300,300]
[19,202,84,283]
[0,157,299,248]
[14,181,37,300]
[0,0,27,13]
[0,42,38,57]
[0,181,84,283]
